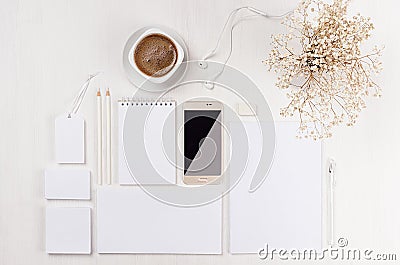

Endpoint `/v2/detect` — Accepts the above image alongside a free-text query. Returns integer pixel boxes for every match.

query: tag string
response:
[68,72,101,118]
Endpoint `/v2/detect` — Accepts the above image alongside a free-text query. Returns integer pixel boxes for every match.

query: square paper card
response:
[46,207,91,254]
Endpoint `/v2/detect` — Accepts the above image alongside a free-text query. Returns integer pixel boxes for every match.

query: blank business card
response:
[44,169,90,200]
[46,207,91,254]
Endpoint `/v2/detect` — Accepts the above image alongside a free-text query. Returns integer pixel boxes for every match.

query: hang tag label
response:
[55,114,85,164]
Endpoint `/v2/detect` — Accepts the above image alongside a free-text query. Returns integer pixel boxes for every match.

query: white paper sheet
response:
[55,114,85,164]
[46,207,91,254]
[118,101,176,185]
[97,187,222,254]
[229,122,322,253]
[44,169,90,200]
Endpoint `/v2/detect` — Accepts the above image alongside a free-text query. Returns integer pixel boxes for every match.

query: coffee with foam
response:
[134,34,178,77]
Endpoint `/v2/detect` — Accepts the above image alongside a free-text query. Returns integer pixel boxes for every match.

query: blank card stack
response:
[44,169,91,254]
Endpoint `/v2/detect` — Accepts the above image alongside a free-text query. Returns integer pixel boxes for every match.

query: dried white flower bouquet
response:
[265,0,383,139]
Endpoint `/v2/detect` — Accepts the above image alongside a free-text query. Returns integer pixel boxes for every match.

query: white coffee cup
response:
[128,28,184,84]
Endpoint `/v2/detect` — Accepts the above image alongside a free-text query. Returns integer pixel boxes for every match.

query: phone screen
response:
[184,110,221,176]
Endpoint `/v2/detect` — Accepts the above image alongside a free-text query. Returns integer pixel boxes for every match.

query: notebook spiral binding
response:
[118,98,175,106]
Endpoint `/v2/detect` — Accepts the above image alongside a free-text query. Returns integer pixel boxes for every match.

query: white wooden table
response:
[1,0,399,264]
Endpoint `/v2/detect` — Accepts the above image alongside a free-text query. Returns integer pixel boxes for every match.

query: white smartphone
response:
[183,101,223,185]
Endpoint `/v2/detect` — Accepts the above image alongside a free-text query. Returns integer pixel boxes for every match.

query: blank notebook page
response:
[229,122,322,253]
[118,101,176,185]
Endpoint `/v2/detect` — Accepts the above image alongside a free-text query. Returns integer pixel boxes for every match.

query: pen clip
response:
[328,158,336,186]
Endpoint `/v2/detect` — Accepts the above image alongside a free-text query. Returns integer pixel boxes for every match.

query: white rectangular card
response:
[55,114,85,164]
[46,207,91,254]
[44,169,90,200]
[229,122,322,253]
[97,187,222,254]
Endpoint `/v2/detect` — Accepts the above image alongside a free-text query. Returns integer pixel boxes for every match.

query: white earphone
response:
[199,6,293,90]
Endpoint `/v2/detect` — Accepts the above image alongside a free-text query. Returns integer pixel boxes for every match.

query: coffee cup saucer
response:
[123,25,189,93]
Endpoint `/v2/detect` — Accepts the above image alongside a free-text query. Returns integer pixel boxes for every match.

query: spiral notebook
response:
[118,99,176,185]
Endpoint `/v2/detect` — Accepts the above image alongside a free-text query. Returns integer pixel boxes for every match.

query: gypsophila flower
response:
[264,0,383,139]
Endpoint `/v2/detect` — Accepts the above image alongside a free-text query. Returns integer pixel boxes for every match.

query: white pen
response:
[106,88,111,185]
[97,89,102,185]
[328,158,336,247]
